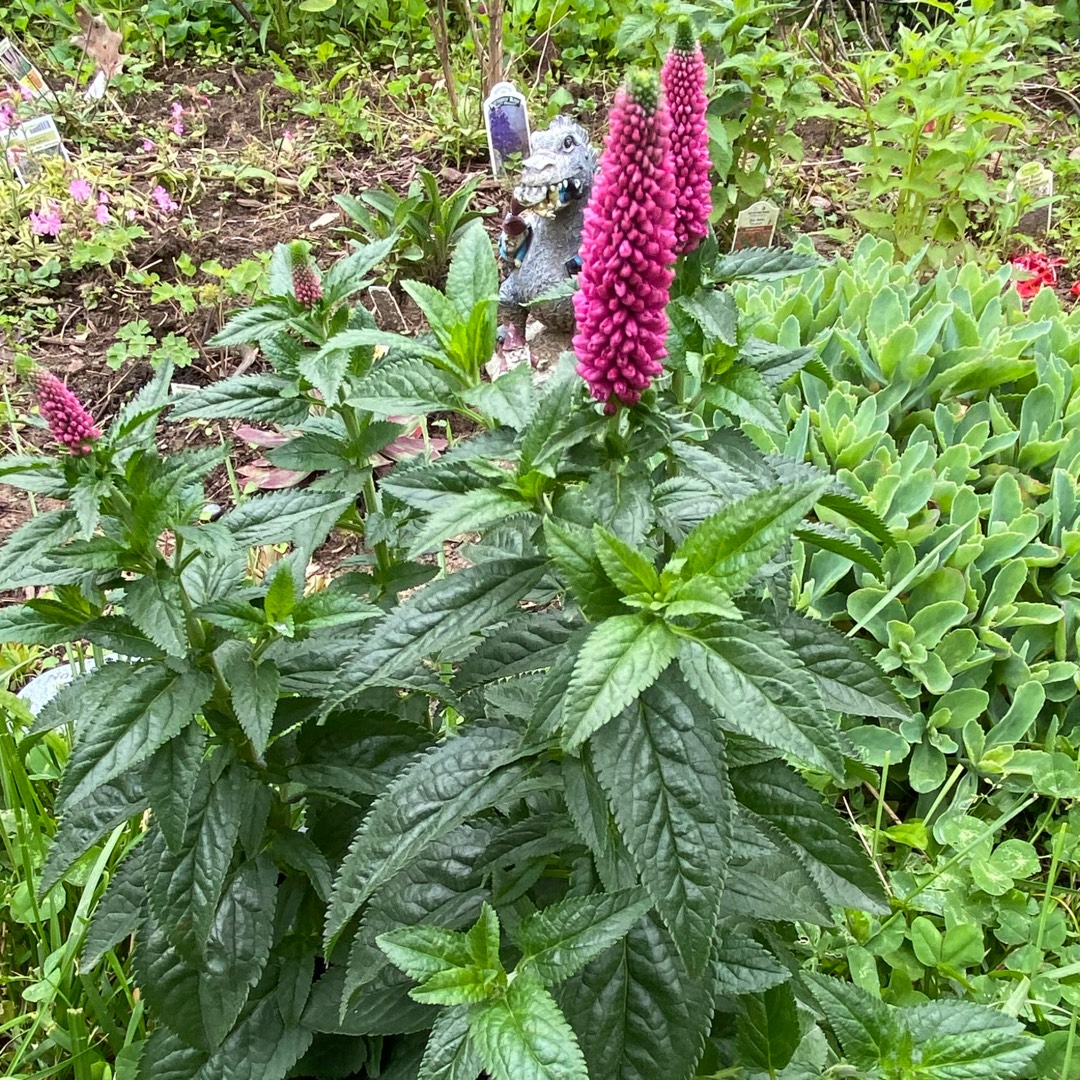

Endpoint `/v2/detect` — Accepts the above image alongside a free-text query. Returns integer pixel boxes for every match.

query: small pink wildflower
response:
[140,138,156,153]
[170,102,185,136]
[35,372,101,455]
[69,178,92,203]
[98,190,110,205]
[19,85,34,102]
[29,201,63,237]
[0,102,13,132]
[95,202,111,225]
[151,185,178,214]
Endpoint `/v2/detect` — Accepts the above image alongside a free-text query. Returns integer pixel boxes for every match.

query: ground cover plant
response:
[4,0,1080,1078]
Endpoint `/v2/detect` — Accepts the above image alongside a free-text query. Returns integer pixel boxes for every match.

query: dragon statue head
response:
[513,115,597,218]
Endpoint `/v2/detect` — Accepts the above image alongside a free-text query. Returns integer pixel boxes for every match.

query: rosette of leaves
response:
[0,341,929,1080]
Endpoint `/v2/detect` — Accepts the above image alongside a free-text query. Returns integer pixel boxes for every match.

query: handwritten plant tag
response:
[731,199,780,251]
[368,285,408,332]
[0,37,51,99]
[1011,160,1054,238]
[484,81,530,179]
[0,114,69,183]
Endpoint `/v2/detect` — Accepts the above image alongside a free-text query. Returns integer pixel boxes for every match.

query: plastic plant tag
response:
[731,199,780,251]
[0,37,51,98]
[368,285,408,331]
[0,114,69,183]
[1011,160,1053,238]
[484,81,530,179]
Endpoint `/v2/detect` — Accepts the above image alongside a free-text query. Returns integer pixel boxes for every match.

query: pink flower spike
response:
[34,372,101,455]
[662,18,713,256]
[573,71,677,413]
[151,185,178,214]
[69,178,92,203]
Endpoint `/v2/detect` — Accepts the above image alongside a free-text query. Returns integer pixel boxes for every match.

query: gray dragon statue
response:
[497,115,598,351]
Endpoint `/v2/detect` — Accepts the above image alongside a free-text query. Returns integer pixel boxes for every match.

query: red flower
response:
[1011,251,1064,300]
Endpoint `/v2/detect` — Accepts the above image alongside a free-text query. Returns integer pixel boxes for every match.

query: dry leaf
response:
[309,210,339,230]
[70,5,126,81]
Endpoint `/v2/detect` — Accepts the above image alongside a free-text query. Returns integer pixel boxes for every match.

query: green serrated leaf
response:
[57,664,213,809]
[542,519,625,620]
[471,975,589,1080]
[711,247,821,283]
[674,479,827,594]
[40,773,147,894]
[592,527,661,597]
[735,982,801,1074]
[124,569,189,657]
[445,219,499,319]
[730,760,888,913]
[326,558,546,711]
[144,723,207,851]
[408,487,533,558]
[463,364,537,430]
[348,356,462,415]
[557,911,713,1080]
[222,490,356,548]
[763,607,910,720]
[561,615,679,752]
[206,299,297,347]
[418,1007,484,1080]
[592,674,730,974]
[0,509,78,590]
[150,763,251,963]
[703,366,783,432]
[803,973,901,1070]
[168,376,309,426]
[325,721,549,944]
[905,999,1039,1078]
[82,840,147,971]
[679,624,845,777]
[514,888,653,986]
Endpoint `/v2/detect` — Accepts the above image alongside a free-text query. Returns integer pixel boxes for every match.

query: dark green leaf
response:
[206,299,297,346]
[816,491,896,549]
[417,1007,484,1080]
[734,982,801,1073]
[561,753,638,892]
[803,973,899,1069]
[0,454,68,496]
[731,759,888,913]
[325,720,550,943]
[592,674,731,974]
[471,974,589,1080]
[679,624,845,776]
[455,612,578,690]
[0,509,78,590]
[712,925,789,994]
[905,1000,1039,1078]
[762,607,910,721]
[82,840,148,970]
[150,762,252,962]
[326,558,547,711]
[58,664,213,808]
[794,522,883,576]
[463,364,537,430]
[193,995,313,1080]
[514,888,653,986]
[558,911,712,1080]
[217,641,279,758]
[348,356,462,415]
[592,527,661,597]
[222,490,356,548]
[144,723,207,851]
[711,247,820,283]
[408,487,534,558]
[677,289,737,347]
[40,772,147,893]
[124,569,189,657]
[673,480,827,594]
[168,375,309,425]
[542,520,625,621]
[561,615,680,752]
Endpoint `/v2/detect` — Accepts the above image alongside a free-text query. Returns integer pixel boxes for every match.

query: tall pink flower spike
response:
[573,70,677,413]
[35,373,101,455]
[662,18,713,256]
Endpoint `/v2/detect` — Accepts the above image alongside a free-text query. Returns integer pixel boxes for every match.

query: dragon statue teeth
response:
[497,114,598,341]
